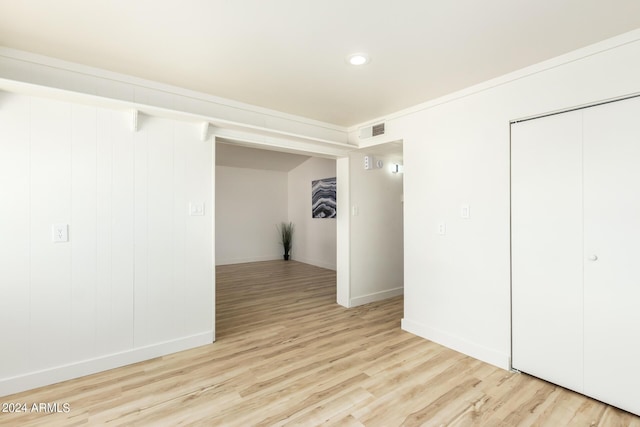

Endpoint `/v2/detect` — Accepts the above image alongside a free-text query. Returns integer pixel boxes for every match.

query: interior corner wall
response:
[215,165,288,265]
[287,157,337,270]
[0,92,214,396]
[348,152,404,306]
[396,34,640,370]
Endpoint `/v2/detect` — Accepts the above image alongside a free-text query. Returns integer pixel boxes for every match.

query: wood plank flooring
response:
[1,260,638,426]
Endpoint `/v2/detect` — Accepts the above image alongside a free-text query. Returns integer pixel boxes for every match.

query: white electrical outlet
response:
[189,202,205,216]
[52,224,69,243]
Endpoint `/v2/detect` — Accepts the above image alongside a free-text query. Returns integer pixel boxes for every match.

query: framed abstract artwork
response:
[311,177,336,218]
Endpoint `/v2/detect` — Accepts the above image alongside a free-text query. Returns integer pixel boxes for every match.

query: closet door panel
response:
[511,111,584,392]
[583,96,640,416]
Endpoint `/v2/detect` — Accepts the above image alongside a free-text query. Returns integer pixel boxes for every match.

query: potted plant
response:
[277,222,294,260]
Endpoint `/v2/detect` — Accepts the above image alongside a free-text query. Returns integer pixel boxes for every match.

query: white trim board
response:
[0,78,354,159]
[350,287,404,307]
[215,255,283,266]
[291,256,337,272]
[0,46,347,135]
[401,318,509,370]
[0,332,214,397]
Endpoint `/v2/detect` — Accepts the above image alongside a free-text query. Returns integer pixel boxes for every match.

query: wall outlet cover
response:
[52,224,69,242]
[189,202,205,216]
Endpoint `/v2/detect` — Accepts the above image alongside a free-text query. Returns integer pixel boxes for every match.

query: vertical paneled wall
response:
[0,92,213,395]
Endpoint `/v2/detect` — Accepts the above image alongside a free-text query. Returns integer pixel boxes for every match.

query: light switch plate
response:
[52,224,69,242]
[438,223,446,235]
[364,155,374,170]
[460,205,470,219]
[189,202,205,216]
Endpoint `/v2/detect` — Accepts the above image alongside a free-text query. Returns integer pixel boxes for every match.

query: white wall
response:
[288,157,337,270]
[336,157,350,307]
[216,157,337,269]
[348,152,404,306]
[361,31,640,369]
[0,92,214,396]
[215,166,287,264]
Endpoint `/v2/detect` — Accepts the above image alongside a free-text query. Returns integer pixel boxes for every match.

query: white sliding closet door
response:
[511,111,585,393]
[583,97,640,415]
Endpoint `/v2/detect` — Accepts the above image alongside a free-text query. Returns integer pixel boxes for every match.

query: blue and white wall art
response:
[311,177,337,218]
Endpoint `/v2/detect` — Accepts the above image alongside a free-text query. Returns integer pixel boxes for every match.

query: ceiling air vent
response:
[359,122,385,139]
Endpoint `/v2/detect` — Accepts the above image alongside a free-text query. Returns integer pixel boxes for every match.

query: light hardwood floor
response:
[1,260,638,426]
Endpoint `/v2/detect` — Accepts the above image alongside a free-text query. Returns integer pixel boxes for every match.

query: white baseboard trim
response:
[401,318,509,370]
[216,255,336,270]
[0,331,214,397]
[291,256,336,271]
[215,255,280,265]
[350,287,404,307]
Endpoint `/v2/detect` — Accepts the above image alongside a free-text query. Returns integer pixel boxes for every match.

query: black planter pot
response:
[283,254,290,260]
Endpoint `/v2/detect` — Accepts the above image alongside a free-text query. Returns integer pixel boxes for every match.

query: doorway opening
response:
[214,140,339,338]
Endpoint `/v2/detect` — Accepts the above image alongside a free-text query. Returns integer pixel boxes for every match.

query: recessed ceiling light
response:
[347,53,370,66]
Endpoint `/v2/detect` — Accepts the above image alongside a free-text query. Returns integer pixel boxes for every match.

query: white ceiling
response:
[1,1,640,127]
